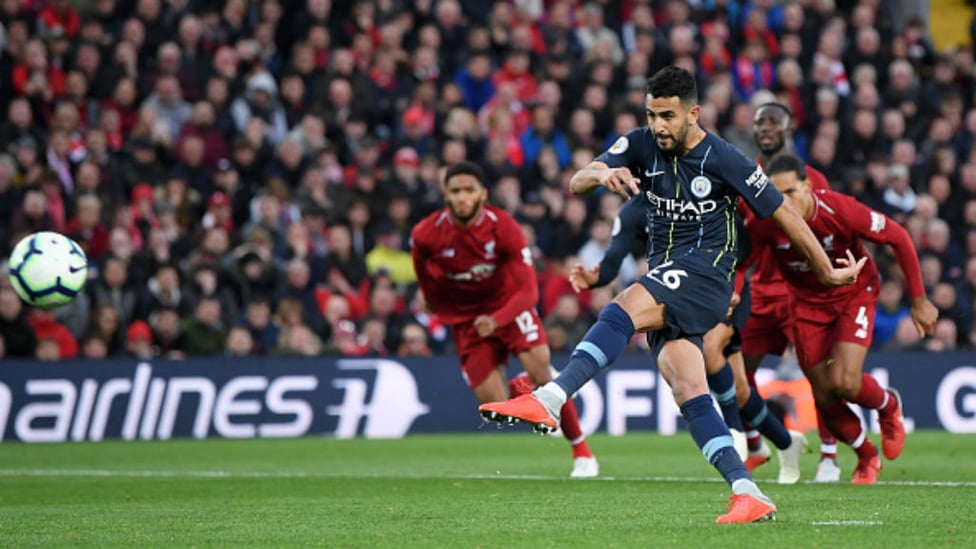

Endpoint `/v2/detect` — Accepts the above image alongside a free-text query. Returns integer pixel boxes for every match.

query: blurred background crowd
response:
[0,0,972,361]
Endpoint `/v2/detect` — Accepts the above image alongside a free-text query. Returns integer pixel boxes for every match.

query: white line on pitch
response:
[811,520,885,526]
[0,469,974,487]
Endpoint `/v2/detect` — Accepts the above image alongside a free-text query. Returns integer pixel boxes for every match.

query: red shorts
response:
[453,309,548,389]
[791,290,877,369]
[740,297,794,358]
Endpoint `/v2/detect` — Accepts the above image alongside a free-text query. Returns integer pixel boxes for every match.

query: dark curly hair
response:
[444,161,487,187]
[645,66,699,107]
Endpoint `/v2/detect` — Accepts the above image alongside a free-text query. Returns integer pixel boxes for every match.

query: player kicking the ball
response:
[411,161,598,478]
[480,67,864,523]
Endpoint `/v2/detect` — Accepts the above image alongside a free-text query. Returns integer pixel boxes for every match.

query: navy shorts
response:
[636,249,734,358]
[722,278,752,356]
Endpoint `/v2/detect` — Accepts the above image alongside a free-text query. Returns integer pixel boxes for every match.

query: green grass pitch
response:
[1,430,974,547]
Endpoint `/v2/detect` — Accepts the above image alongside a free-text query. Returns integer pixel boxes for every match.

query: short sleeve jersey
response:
[595,128,783,276]
[410,204,536,325]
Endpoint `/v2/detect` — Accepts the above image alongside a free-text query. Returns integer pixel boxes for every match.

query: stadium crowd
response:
[0,0,970,361]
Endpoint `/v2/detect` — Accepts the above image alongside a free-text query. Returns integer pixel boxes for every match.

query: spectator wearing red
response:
[99,79,140,139]
[741,6,779,59]
[202,191,234,233]
[38,0,81,40]
[492,49,539,104]
[176,101,229,171]
[28,309,79,359]
[124,319,155,360]
[12,39,68,102]
[699,22,732,78]
[733,38,776,101]
[37,169,67,233]
[65,194,111,262]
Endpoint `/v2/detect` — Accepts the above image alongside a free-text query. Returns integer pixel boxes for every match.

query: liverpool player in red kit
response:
[743,155,938,484]
[740,102,839,481]
[411,161,597,477]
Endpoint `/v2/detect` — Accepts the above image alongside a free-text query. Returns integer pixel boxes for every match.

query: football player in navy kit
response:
[481,66,866,523]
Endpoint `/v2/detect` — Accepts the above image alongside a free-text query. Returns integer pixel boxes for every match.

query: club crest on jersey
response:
[608,136,629,155]
[484,240,496,259]
[690,176,712,198]
[822,234,834,251]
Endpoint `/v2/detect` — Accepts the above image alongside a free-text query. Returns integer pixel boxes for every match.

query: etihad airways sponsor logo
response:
[645,191,718,221]
[0,360,429,442]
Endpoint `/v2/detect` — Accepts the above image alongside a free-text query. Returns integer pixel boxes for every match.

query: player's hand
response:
[821,249,868,287]
[910,296,939,337]
[569,263,600,293]
[598,167,640,199]
[727,291,741,318]
[473,315,498,338]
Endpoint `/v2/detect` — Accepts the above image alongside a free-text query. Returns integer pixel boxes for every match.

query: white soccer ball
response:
[7,231,88,309]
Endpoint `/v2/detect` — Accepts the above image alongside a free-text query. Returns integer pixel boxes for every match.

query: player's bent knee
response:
[616,284,665,332]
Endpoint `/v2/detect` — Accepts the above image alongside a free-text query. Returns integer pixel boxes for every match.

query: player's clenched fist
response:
[598,168,640,199]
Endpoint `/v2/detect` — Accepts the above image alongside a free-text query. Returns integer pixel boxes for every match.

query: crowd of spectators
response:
[0,0,972,361]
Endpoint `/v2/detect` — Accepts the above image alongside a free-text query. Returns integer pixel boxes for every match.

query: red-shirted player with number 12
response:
[410,161,598,477]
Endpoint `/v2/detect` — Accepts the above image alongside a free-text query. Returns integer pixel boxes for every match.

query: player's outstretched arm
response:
[770,203,867,286]
[570,161,640,198]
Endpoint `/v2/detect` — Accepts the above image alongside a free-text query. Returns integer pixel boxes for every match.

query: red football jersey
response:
[411,204,538,325]
[744,189,925,305]
[739,164,831,307]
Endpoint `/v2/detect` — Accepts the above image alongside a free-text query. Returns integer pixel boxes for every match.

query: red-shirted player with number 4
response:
[411,161,598,477]
[742,154,938,484]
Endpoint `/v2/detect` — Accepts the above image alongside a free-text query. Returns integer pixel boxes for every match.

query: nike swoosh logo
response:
[644,170,664,177]
[69,265,86,273]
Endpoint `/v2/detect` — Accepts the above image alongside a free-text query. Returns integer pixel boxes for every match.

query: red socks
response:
[820,401,878,460]
[853,373,890,410]
[816,408,838,459]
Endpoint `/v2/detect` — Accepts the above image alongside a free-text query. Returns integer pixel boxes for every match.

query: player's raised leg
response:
[480,282,656,430]
[515,344,598,478]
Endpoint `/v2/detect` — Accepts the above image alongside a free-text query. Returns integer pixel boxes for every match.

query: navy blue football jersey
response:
[595,128,782,275]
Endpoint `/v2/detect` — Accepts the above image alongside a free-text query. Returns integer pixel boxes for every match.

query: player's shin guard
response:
[707,363,744,432]
[741,387,791,450]
[682,394,750,486]
[553,303,634,397]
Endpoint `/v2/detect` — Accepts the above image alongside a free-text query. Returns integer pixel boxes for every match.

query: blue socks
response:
[741,387,791,450]
[553,303,634,397]
[707,363,743,432]
[682,394,750,486]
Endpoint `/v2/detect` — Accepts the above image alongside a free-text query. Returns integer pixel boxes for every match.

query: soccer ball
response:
[7,231,88,309]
